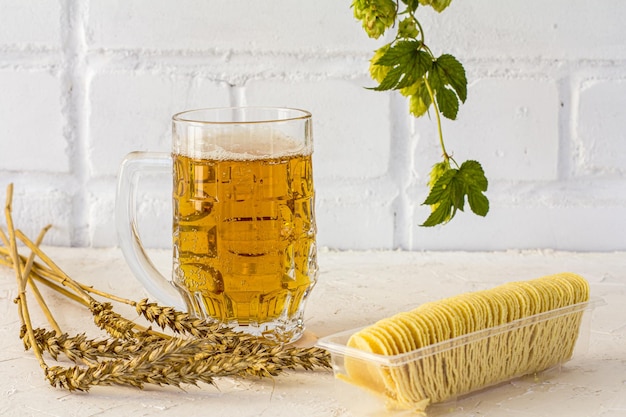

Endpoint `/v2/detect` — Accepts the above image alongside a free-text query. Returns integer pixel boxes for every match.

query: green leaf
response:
[435,86,459,120]
[468,191,489,216]
[432,54,467,103]
[372,65,404,91]
[421,197,453,227]
[375,40,421,66]
[423,168,455,206]
[421,160,489,226]
[457,160,489,216]
[396,51,432,89]
[427,54,466,120]
[371,41,432,91]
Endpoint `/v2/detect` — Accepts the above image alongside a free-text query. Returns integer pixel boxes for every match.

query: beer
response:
[171,133,317,339]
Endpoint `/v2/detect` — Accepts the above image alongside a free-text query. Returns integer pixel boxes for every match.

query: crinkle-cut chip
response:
[553,278,577,304]
[423,304,454,341]
[495,286,523,321]
[412,305,448,344]
[529,278,562,311]
[536,279,570,310]
[386,318,418,352]
[466,292,496,330]
[398,312,430,348]
[404,310,437,347]
[561,273,590,303]
[529,280,558,312]
[393,314,421,351]
[366,327,397,355]
[349,328,391,355]
[467,292,493,331]
[447,294,482,333]
[467,293,493,329]
[489,282,528,321]
[418,309,447,345]
[514,281,544,315]
[394,312,428,350]
[428,302,464,338]
[505,283,534,317]
[480,290,509,325]
[376,319,410,354]
[550,273,588,304]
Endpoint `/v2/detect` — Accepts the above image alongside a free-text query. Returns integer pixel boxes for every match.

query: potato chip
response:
[343,273,591,412]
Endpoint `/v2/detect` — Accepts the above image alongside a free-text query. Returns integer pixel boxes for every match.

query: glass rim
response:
[172,106,312,125]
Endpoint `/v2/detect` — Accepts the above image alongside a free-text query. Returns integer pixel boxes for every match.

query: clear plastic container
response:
[317,298,605,416]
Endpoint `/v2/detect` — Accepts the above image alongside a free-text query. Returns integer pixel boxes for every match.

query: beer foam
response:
[175,126,309,160]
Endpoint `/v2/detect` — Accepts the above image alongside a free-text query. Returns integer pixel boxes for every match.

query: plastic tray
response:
[317,298,605,415]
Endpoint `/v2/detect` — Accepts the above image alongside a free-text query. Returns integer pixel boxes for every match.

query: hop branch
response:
[352,0,489,226]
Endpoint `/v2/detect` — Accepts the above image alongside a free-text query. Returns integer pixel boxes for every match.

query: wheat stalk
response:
[1,183,331,392]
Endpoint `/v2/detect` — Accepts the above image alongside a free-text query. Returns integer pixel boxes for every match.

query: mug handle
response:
[115,151,185,310]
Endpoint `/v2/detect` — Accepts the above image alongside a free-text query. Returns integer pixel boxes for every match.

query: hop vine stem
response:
[423,76,451,165]
[408,11,452,166]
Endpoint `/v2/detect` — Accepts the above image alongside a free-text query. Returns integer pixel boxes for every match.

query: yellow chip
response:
[470,291,495,329]
[415,306,448,344]
[481,290,509,326]
[405,310,438,346]
[529,276,562,311]
[495,285,523,321]
[514,281,544,315]
[398,312,431,348]
[448,294,483,333]
[429,302,465,337]
[376,318,412,354]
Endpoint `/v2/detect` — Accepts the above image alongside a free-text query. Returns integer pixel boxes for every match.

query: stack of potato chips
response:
[343,273,590,412]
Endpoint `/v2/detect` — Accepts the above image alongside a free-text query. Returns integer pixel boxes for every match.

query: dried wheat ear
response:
[1,184,331,392]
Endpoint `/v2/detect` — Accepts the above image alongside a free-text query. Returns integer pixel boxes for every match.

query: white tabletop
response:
[1,247,625,416]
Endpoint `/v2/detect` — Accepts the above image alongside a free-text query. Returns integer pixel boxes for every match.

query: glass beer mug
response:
[116,107,318,342]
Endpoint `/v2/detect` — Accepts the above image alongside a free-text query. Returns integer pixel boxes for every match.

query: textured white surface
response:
[1,247,625,416]
[1,1,626,250]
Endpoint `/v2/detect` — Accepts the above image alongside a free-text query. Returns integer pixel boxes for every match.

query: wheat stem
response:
[30,268,88,305]
[25,226,63,335]
[78,284,137,306]
[4,184,49,373]
[0,227,10,248]
[15,229,94,306]
[22,225,52,282]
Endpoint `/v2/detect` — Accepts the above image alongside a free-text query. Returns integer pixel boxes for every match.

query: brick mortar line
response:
[388,94,415,249]
[60,0,90,246]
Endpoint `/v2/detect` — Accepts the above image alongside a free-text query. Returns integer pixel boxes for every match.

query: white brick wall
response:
[1,1,625,251]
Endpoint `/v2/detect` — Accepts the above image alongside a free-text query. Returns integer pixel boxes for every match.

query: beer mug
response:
[116,107,318,342]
